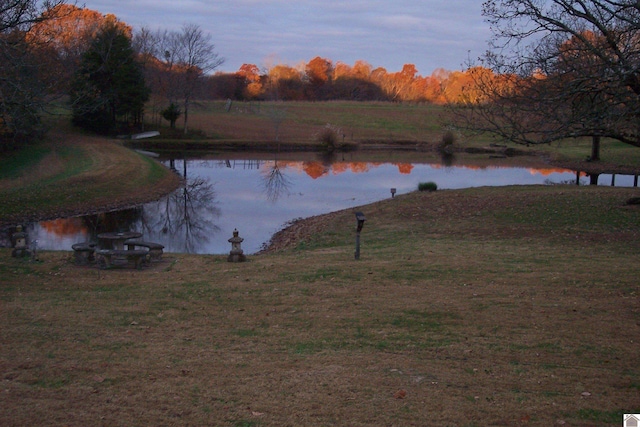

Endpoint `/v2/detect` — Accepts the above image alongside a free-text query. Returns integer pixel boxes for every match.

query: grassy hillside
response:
[0,128,181,226]
[1,185,639,426]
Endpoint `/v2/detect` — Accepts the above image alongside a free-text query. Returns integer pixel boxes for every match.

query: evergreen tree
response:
[70,21,149,134]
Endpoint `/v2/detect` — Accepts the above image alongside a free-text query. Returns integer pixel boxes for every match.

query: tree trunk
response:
[183,100,189,135]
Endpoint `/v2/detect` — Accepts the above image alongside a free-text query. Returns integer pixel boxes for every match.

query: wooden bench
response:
[124,240,164,261]
[95,249,149,269]
[71,242,96,265]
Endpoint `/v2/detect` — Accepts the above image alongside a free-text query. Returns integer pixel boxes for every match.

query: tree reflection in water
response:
[140,163,221,253]
[23,156,637,255]
[261,159,292,202]
[441,152,456,167]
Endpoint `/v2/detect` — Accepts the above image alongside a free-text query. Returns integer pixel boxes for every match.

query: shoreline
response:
[2,141,638,232]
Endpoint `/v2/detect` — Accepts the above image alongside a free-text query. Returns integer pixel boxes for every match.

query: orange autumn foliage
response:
[395,164,414,174]
[28,4,132,56]
[303,162,329,179]
[18,4,521,106]
[25,4,133,93]
[40,218,88,237]
[216,59,512,105]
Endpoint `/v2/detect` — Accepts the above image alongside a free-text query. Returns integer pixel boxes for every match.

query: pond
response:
[11,152,640,254]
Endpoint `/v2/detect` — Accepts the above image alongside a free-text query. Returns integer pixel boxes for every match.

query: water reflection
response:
[24,207,143,253]
[13,156,640,255]
[440,152,456,167]
[140,176,220,253]
[261,158,293,202]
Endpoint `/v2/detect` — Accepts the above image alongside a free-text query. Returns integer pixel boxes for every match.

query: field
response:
[1,103,640,426]
[2,185,640,426]
[185,101,446,143]
[142,101,640,176]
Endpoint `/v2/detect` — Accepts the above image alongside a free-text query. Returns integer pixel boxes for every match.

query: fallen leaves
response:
[394,389,407,399]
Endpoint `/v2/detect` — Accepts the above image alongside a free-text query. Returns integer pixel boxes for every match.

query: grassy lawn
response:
[1,105,640,425]
[0,128,181,226]
[1,185,639,426]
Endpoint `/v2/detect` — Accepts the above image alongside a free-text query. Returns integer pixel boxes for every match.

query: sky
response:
[80,0,492,76]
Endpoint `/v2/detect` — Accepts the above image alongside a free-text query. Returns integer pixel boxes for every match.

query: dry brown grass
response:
[186,101,449,145]
[2,185,639,426]
[154,101,640,176]
[0,128,181,226]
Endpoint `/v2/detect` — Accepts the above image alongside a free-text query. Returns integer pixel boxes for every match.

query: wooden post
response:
[355,212,366,260]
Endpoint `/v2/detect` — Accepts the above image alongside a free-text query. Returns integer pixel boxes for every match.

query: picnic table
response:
[95,248,149,269]
[73,231,164,269]
[97,231,143,250]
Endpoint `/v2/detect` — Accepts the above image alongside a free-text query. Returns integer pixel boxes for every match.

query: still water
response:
[23,155,638,254]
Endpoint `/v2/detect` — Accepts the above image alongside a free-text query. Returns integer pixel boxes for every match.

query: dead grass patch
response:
[1,185,639,426]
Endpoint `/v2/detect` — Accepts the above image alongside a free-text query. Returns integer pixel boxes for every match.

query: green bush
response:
[418,181,438,192]
[161,103,182,129]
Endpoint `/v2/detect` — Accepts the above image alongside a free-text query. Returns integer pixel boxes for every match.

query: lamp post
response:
[354,212,366,260]
[390,188,396,198]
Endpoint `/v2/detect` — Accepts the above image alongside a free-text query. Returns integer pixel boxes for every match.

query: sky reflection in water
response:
[27,158,632,254]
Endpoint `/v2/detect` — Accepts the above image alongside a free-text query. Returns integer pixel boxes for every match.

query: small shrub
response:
[316,123,343,151]
[418,181,438,192]
[438,128,458,154]
[442,129,456,146]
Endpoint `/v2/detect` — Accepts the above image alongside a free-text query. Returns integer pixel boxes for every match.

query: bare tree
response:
[0,0,67,32]
[453,1,640,160]
[171,24,224,134]
[136,24,223,134]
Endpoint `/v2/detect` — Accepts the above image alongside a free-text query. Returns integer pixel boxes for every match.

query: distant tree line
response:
[205,60,484,104]
[0,1,494,148]
[3,0,639,162]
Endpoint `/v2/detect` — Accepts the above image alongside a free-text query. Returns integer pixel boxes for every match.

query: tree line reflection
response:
[25,156,639,251]
[31,160,220,253]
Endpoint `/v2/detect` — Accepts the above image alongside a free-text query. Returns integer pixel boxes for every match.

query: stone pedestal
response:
[11,225,31,258]
[227,229,246,262]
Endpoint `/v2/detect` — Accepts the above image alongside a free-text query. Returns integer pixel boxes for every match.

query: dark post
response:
[355,212,366,260]
[591,136,601,161]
